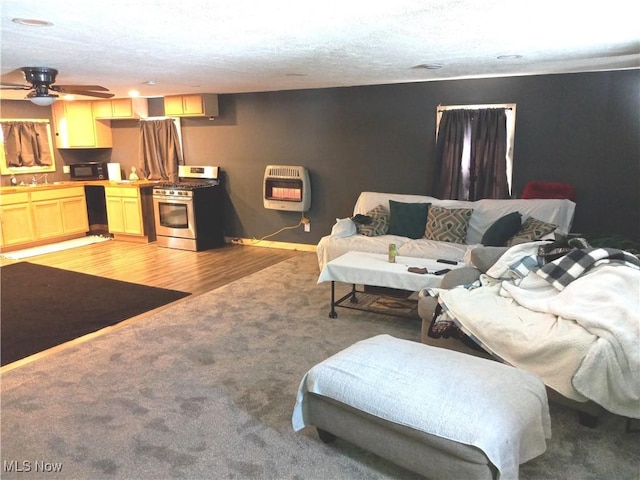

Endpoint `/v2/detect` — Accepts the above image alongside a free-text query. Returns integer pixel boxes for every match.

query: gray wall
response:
[2,69,638,244]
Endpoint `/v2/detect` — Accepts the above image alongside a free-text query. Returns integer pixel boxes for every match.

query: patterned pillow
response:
[357,205,389,237]
[424,206,474,244]
[507,217,558,246]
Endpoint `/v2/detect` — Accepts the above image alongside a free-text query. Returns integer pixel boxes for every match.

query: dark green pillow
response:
[482,212,522,246]
[388,200,430,239]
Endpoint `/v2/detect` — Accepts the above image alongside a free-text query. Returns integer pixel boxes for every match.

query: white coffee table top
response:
[318,251,466,291]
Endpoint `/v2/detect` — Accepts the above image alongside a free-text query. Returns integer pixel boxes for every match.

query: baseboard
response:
[226,237,316,252]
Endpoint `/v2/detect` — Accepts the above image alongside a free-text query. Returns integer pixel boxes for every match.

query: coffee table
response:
[317,251,465,318]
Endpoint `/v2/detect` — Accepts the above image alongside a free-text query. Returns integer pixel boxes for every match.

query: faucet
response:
[31,174,49,185]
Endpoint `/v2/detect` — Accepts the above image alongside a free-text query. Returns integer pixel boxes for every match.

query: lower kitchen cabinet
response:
[0,192,34,247]
[31,187,89,240]
[0,186,89,251]
[104,186,155,242]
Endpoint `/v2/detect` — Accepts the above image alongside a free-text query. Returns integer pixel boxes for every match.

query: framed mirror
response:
[0,119,57,175]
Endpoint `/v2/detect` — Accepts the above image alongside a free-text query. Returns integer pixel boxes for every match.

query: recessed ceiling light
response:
[143,80,156,86]
[412,63,443,70]
[128,90,140,97]
[285,73,307,77]
[497,55,523,60]
[12,18,53,27]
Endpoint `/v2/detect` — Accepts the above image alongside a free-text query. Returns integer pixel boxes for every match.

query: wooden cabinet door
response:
[182,94,205,115]
[61,196,89,233]
[106,197,125,233]
[65,101,97,147]
[164,96,185,116]
[91,100,113,119]
[52,101,112,148]
[110,98,134,118]
[0,202,34,246]
[32,200,64,239]
[121,197,143,235]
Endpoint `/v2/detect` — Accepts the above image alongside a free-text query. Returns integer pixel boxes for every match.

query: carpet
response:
[0,262,190,366]
[1,253,638,479]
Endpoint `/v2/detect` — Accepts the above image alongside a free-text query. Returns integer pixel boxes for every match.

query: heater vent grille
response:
[263,165,311,212]
[266,166,303,178]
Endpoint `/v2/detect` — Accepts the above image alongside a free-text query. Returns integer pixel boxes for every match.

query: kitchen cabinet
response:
[104,186,155,242]
[93,98,148,119]
[164,93,219,117]
[0,192,34,247]
[52,100,113,148]
[31,187,89,239]
[0,186,88,250]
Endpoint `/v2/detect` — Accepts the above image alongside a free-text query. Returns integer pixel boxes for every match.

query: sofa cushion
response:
[357,205,389,237]
[481,212,522,246]
[389,200,430,239]
[507,217,557,246]
[470,246,510,273]
[424,206,474,244]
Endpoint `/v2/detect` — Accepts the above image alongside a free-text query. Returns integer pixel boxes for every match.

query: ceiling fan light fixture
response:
[27,93,58,106]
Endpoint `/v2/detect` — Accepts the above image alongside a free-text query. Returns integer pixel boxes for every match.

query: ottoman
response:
[292,335,551,480]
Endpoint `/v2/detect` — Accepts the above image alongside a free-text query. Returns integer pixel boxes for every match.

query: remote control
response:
[434,268,451,275]
[437,259,457,265]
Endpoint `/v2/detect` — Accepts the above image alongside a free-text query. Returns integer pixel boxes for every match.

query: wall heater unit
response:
[263,165,311,212]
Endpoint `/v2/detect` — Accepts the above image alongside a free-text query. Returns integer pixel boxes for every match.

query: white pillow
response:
[331,218,357,237]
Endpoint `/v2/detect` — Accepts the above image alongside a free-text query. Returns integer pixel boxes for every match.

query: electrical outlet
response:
[304,222,311,232]
[63,165,70,174]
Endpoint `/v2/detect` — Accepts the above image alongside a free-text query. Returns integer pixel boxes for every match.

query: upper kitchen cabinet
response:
[164,94,219,117]
[52,100,112,148]
[93,98,149,119]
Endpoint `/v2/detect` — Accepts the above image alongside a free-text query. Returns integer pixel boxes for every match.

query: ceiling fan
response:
[0,67,114,105]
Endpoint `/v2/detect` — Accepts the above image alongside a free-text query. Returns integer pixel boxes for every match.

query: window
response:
[436,104,516,199]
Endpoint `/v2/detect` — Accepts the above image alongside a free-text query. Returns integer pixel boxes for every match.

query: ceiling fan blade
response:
[54,88,115,98]
[54,84,110,91]
[0,82,31,89]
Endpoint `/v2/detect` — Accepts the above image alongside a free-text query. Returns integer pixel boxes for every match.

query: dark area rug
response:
[0,262,190,366]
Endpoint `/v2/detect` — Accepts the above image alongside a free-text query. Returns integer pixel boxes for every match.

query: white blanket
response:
[439,251,640,418]
[292,335,551,480]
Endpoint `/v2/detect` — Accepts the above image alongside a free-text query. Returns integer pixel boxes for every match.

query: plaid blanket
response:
[537,248,640,290]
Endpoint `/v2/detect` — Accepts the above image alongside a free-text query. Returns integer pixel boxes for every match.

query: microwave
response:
[69,162,109,181]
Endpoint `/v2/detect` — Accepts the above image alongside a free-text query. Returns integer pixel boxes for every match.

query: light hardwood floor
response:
[1,241,304,296]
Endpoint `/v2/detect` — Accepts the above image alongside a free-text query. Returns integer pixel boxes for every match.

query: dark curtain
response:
[138,119,183,181]
[433,108,508,200]
[433,109,470,200]
[1,121,53,167]
[470,108,508,200]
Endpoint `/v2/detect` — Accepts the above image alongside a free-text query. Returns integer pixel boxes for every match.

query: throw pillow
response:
[331,218,357,237]
[507,217,558,246]
[357,205,389,237]
[424,206,474,244]
[388,200,430,239]
[481,212,522,246]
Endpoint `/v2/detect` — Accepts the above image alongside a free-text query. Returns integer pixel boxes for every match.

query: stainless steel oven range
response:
[152,165,224,251]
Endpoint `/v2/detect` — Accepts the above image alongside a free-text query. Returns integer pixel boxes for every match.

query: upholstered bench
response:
[292,335,551,480]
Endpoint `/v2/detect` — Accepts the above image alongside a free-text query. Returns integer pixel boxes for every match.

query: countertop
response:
[0,179,161,195]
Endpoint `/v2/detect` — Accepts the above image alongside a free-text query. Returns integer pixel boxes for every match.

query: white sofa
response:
[317,192,576,270]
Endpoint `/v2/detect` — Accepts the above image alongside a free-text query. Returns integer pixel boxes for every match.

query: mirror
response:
[0,119,57,175]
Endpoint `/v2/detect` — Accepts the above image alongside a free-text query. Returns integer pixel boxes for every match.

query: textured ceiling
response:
[1,0,639,101]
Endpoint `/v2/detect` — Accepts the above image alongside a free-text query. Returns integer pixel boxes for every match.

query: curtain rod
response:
[0,118,50,123]
[438,107,513,113]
